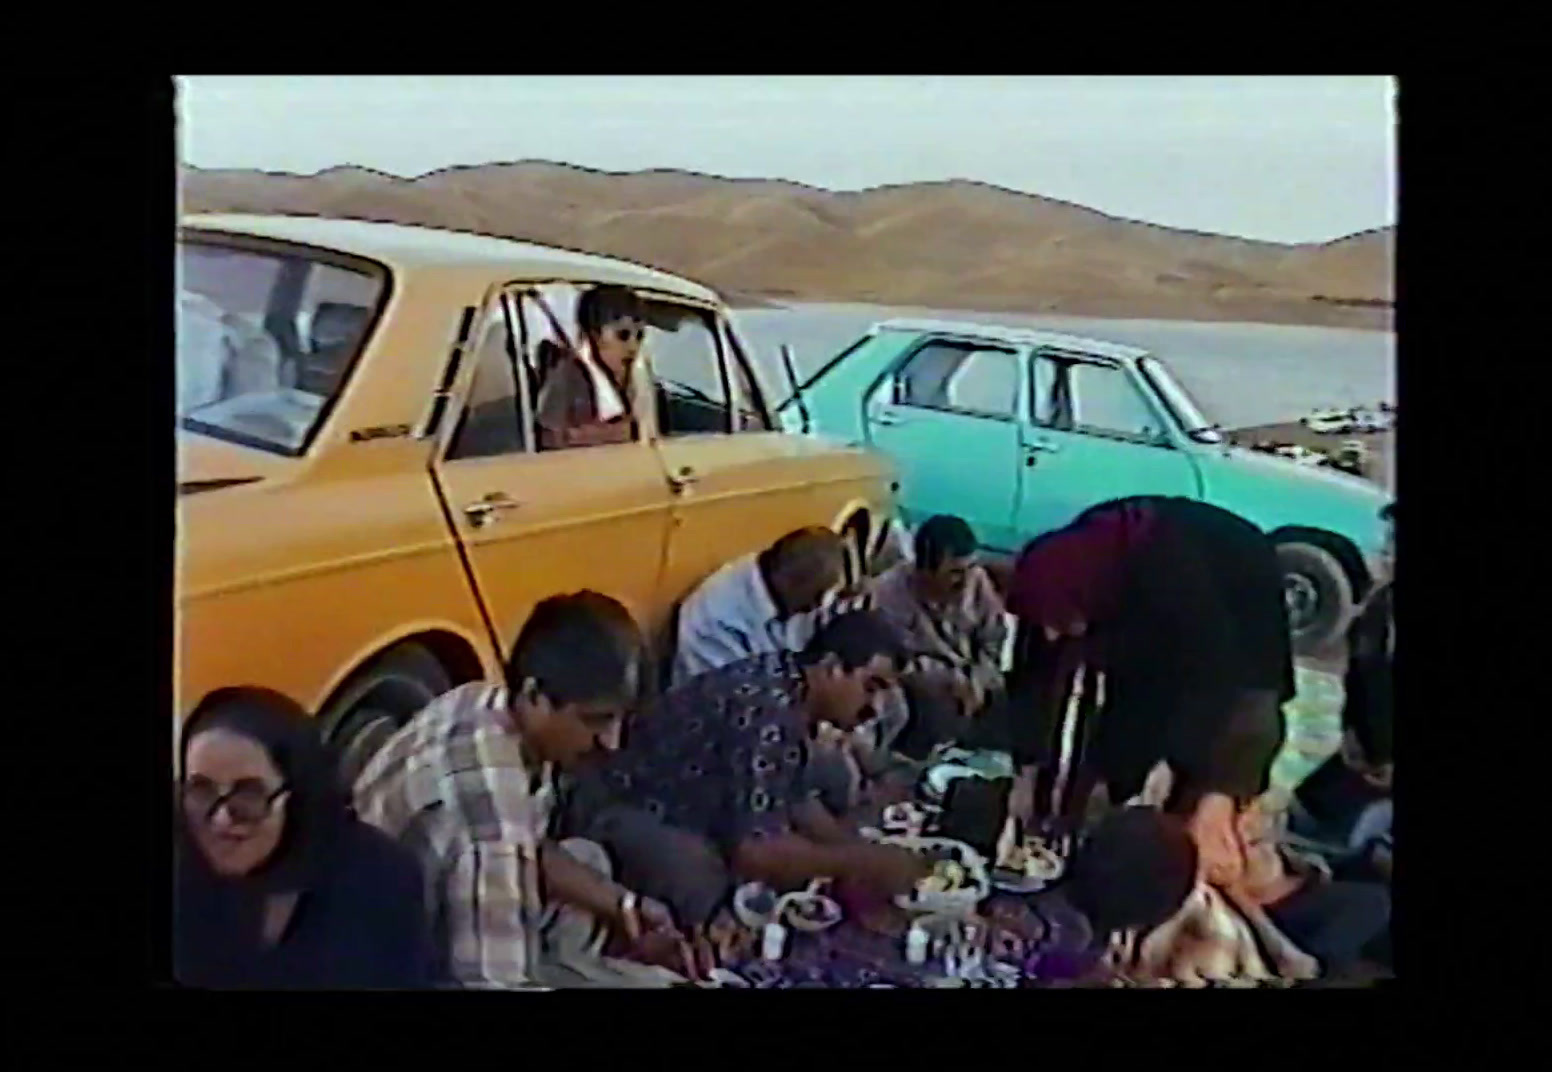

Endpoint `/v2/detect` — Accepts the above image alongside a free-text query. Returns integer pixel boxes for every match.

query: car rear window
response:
[177,238,387,456]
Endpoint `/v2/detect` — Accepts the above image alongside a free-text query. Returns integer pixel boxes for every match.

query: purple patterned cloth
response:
[728,889,1105,989]
[598,654,812,853]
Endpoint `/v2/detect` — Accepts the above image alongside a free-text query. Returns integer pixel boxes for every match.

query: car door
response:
[428,286,673,653]
[1013,350,1201,541]
[646,299,824,612]
[862,336,1023,552]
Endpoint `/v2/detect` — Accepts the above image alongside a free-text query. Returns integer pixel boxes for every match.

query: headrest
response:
[310,303,371,352]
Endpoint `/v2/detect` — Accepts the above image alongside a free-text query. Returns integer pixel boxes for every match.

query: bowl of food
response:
[991,838,1065,893]
[782,893,844,933]
[881,801,932,836]
[881,835,991,916]
[733,882,780,930]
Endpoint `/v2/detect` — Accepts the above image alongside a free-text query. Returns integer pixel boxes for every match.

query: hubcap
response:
[1283,573,1320,633]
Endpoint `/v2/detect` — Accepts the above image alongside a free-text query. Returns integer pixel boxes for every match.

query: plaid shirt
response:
[870,561,1007,694]
[353,683,552,990]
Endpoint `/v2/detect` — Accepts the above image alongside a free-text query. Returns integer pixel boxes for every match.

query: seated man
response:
[673,526,886,813]
[870,514,1010,760]
[673,526,851,683]
[354,592,688,989]
[1236,798,1390,975]
[566,611,931,939]
[1294,502,1393,879]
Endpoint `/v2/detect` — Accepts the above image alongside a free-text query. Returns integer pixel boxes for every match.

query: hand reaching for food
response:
[855,844,933,896]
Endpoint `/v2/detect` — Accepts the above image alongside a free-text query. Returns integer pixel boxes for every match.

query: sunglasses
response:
[608,322,645,343]
[181,776,289,825]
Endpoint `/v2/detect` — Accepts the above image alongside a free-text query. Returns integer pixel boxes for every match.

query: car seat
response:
[302,303,373,395]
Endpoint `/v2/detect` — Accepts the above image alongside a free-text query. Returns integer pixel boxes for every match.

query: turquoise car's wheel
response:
[1275,541,1355,657]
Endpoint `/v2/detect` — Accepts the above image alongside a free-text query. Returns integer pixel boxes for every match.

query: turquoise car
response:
[778,318,1392,655]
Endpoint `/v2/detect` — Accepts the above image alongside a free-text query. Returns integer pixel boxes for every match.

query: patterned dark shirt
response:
[599,653,812,854]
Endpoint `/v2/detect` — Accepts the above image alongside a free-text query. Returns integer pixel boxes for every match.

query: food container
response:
[879,834,991,916]
[880,801,933,836]
[761,921,788,961]
[781,891,843,934]
[732,882,780,930]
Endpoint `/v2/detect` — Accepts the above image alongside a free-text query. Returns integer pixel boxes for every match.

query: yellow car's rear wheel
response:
[323,642,450,788]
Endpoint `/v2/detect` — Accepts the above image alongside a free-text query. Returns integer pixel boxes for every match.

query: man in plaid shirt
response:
[354,592,686,989]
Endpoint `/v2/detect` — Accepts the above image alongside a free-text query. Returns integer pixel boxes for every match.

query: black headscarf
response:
[175,691,350,970]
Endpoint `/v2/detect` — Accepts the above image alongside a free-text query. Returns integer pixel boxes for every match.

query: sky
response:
[176,76,1395,245]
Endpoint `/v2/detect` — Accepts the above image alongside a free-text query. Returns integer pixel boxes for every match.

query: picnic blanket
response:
[725,889,1102,988]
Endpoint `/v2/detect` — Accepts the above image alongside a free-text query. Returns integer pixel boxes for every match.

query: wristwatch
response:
[619,890,640,929]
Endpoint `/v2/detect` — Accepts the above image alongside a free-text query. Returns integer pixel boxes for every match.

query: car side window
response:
[446,297,529,461]
[719,321,772,432]
[1063,360,1166,442]
[647,302,733,436]
[894,340,1018,419]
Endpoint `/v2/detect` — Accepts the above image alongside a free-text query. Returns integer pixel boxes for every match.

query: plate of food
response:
[880,801,936,836]
[733,882,780,930]
[991,838,1065,893]
[782,892,843,933]
[880,835,991,915]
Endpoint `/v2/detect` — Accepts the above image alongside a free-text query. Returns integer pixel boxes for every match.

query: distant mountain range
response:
[181,162,1394,330]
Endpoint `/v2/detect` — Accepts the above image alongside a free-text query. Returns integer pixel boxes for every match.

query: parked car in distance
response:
[1348,407,1392,434]
[1303,409,1355,435]
[778,318,1391,655]
[178,215,897,780]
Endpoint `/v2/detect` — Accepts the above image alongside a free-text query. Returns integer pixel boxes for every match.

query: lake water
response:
[734,302,1395,430]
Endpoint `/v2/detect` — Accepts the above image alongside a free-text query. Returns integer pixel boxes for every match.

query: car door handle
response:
[1024,439,1061,454]
[463,493,521,526]
[872,410,909,427]
[668,467,698,494]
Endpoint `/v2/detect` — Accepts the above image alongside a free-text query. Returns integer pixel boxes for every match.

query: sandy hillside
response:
[180,162,1394,330]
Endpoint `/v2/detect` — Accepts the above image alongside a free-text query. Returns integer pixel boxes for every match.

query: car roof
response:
[181,214,722,304]
[874,317,1150,361]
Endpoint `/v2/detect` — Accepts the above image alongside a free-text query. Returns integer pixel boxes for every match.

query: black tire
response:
[1275,541,1355,657]
[321,642,451,789]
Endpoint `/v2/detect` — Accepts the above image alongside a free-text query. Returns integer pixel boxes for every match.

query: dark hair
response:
[576,285,644,340]
[914,514,978,570]
[799,609,906,672]
[507,591,644,708]
[1062,808,1199,938]
[762,526,845,574]
[177,688,347,893]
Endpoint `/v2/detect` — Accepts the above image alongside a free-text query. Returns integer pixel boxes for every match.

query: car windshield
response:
[1137,355,1222,443]
[177,238,385,455]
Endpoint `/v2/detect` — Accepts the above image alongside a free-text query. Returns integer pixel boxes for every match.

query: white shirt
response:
[671,553,832,686]
[578,341,627,422]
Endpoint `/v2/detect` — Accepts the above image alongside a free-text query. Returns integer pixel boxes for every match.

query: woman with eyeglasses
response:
[534,284,644,450]
[174,690,435,989]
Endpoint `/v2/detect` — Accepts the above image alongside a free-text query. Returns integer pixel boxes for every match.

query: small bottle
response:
[961,924,984,978]
[761,921,788,962]
[905,924,929,966]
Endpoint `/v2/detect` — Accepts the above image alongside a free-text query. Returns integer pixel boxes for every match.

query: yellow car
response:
[178,214,897,776]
